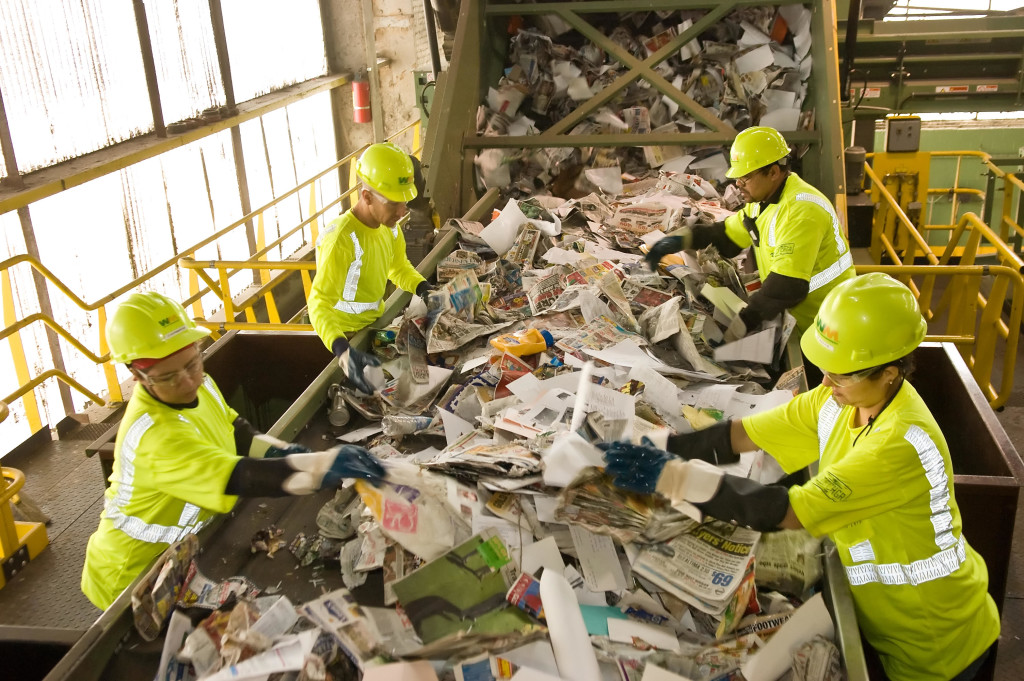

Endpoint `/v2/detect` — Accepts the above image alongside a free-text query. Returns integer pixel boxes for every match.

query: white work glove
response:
[654,459,725,522]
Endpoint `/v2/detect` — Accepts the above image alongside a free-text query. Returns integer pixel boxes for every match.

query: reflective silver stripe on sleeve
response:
[106,413,154,514]
[316,221,339,248]
[808,251,854,293]
[390,225,399,238]
[104,406,215,545]
[846,535,966,586]
[817,398,842,458]
[795,192,853,292]
[342,232,364,301]
[334,300,381,314]
[904,425,957,550]
[766,210,779,248]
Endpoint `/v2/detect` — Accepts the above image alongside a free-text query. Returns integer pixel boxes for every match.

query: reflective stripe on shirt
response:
[905,424,957,550]
[104,383,223,545]
[334,300,380,314]
[342,232,364,301]
[846,535,966,586]
[809,251,854,292]
[816,400,966,588]
[817,397,842,458]
[795,192,853,292]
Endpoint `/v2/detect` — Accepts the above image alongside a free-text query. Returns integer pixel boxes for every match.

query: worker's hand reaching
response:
[322,445,386,487]
[253,433,312,459]
[333,337,385,394]
[415,280,434,298]
[643,230,692,271]
[598,437,673,494]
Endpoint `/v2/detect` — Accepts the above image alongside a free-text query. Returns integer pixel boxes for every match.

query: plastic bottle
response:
[489,328,554,356]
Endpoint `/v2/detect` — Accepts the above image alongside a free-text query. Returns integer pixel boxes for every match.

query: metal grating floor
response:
[0,437,106,631]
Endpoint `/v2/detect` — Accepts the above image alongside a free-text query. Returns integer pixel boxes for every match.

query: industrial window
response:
[220,0,327,103]
[0,0,151,175]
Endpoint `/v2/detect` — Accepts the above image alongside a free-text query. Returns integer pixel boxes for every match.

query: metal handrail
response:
[0,119,421,434]
[864,151,1024,408]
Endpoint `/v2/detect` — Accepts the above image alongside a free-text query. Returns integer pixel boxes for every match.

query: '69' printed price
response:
[711,571,733,587]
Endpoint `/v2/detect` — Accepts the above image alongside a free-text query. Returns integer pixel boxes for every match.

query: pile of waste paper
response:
[131,5,847,680]
[475,4,816,197]
[137,176,841,681]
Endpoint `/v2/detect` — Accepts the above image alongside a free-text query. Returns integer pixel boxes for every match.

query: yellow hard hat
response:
[355,142,418,203]
[106,292,210,364]
[801,273,926,374]
[725,126,792,179]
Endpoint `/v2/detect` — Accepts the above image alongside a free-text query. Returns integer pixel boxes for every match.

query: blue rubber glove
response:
[265,442,312,458]
[598,437,674,494]
[321,445,387,488]
[332,337,383,394]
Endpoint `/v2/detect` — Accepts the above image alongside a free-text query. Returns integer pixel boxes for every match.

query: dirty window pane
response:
[220,0,327,102]
[143,0,225,125]
[0,0,150,173]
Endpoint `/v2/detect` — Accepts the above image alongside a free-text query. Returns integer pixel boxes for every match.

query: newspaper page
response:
[632,520,760,615]
[527,271,565,315]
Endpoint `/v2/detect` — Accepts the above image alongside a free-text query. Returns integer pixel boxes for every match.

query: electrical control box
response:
[885,115,922,152]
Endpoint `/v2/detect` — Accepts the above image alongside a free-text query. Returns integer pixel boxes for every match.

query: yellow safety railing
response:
[864,155,1024,408]
[0,120,421,434]
[866,150,1024,260]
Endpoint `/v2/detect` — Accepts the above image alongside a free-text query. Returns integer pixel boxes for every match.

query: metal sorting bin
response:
[906,342,1023,681]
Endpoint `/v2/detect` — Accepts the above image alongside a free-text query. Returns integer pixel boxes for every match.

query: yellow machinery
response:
[0,403,48,591]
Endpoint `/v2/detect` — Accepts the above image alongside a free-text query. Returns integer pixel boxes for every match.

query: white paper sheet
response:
[741,592,834,681]
[539,570,602,681]
[713,327,776,364]
[608,618,682,653]
[568,524,628,592]
[760,107,801,132]
[522,535,567,576]
[585,166,624,195]
[542,430,605,488]
[339,424,384,443]
[735,44,774,74]
[439,409,474,447]
[641,665,696,681]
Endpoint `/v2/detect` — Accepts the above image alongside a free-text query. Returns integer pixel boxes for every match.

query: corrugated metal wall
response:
[0,0,339,447]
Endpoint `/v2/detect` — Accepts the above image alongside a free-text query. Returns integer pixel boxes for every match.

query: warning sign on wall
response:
[935,85,969,94]
[976,84,999,93]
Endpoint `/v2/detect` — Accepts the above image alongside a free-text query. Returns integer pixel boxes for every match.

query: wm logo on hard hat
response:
[158,315,179,328]
[815,317,839,343]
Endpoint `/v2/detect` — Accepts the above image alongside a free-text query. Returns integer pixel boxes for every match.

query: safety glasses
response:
[822,367,878,388]
[141,354,204,389]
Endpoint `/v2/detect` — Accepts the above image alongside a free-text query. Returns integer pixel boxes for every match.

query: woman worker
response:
[601,273,999,681]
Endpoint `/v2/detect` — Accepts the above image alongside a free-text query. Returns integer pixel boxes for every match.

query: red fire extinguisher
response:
[352,74,371,124]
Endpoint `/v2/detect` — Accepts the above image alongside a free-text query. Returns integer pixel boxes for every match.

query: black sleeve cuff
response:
[331,337,349,357]
[697,475,790,532]
[225,457,294,497]
[666,419,738,465]
[233,416,257,457]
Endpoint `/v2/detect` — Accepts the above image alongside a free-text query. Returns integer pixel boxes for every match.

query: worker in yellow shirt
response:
[645,126,854,339]
[601,273,999,681]
[307,142,431,393]
[81,292,386,610]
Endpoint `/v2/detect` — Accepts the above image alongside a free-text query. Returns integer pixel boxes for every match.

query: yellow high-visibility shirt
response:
[81,376,240,609]
[742,382,1000,681]
[308,211,426,348]
[724,173,854,333]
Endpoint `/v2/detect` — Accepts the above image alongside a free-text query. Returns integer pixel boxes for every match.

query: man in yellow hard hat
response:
[601,274,998,681]
[645,126,854,340]
[81,292,387,610]
[307,142,431,393]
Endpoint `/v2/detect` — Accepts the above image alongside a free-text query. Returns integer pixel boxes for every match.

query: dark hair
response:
[861,352,917,382]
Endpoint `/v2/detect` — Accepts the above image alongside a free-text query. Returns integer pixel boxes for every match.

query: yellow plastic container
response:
[489,328,554,356]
